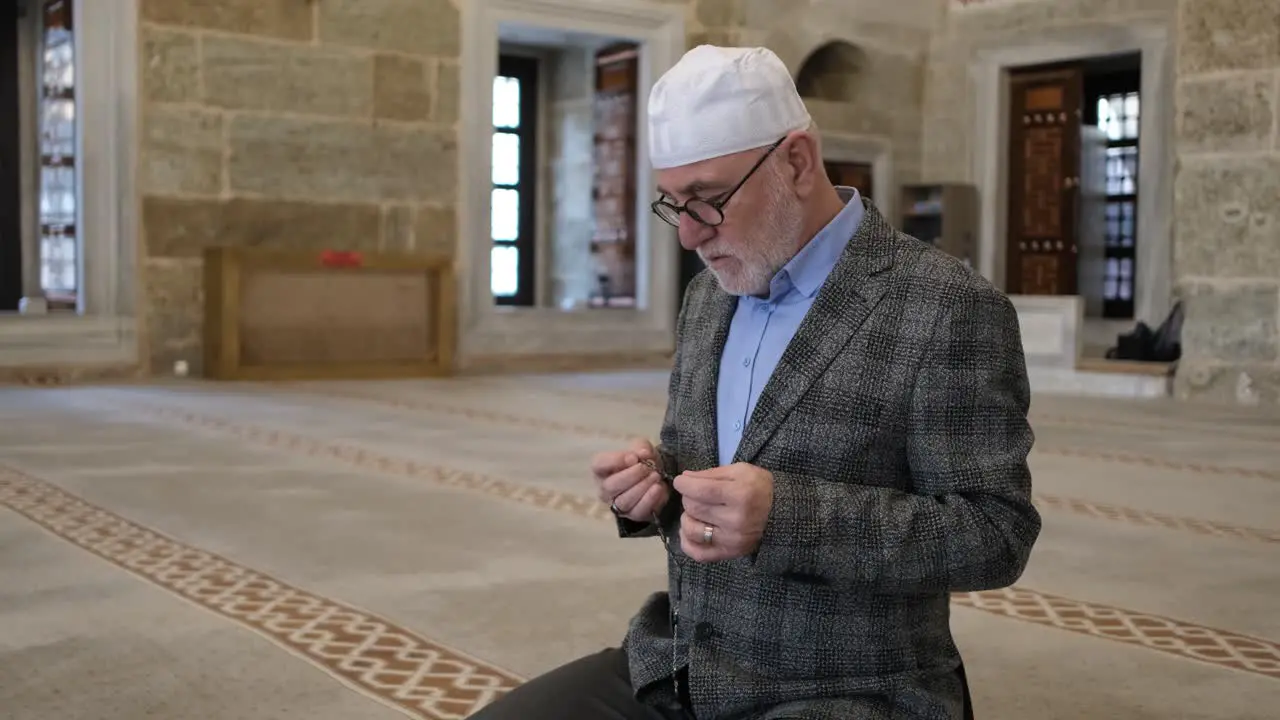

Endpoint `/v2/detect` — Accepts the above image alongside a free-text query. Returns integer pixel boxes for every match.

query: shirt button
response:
[742,357,751,367]
[732,420,742,431]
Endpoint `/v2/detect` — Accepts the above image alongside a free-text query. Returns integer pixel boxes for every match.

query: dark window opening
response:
[1,4,24,310]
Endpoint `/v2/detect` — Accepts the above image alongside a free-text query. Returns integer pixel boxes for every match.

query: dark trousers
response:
[466,648,682,720]
[466,647,976,720]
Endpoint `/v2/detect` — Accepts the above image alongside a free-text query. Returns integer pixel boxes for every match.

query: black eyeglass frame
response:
[650,137,786,228]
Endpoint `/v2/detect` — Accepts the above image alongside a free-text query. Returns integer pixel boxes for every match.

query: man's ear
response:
[782,130,823,198]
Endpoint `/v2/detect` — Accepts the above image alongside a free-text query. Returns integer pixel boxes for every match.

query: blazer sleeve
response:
[751,284,1041,593]
[616,284,690,539]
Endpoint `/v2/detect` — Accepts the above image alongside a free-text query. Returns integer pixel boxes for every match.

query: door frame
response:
[0,0,139,369]
[458,0,685,363]
[968,22,1173,325]
[820,132,893,222]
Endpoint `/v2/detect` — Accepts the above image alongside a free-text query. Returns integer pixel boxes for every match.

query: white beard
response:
[701,180,805,297]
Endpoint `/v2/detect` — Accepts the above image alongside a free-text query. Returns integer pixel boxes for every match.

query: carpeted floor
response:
[1,372,1277,719]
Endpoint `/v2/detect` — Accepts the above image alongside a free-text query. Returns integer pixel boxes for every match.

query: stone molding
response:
[0,0,140,369]
[968,21,1174,326]
[456,0,686,363]
[819,131,896,222]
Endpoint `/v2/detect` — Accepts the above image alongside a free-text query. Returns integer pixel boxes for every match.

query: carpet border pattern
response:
[269,384,1280,543]
[115,397,1280,682]
[0,465,524,720]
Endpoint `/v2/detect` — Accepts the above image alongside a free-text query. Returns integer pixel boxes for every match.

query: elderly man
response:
[469,45,1039,720]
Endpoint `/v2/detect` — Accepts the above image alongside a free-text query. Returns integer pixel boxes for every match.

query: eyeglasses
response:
[650,137,785,229]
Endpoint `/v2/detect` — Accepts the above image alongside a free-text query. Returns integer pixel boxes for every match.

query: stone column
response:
[1171,0,1280,405]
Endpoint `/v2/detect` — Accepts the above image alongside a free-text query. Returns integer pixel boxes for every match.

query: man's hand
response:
[674,463,774,562]
[591,438,671,523]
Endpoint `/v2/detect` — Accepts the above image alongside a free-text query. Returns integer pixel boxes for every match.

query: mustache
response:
[697,245,730,261]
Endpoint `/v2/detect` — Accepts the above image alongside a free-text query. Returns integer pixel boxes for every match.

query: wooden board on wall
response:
[590,43,639,307]
[1006,66,1083,296]
[203,248,456,380]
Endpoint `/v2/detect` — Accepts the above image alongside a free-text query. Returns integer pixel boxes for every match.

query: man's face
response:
[655,147,804,296]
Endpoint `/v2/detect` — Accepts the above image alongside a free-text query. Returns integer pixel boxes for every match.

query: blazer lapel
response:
[679,283,736,471]
[732,199,897,465]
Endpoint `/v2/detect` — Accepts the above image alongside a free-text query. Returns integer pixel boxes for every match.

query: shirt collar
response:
[759,186,865,302]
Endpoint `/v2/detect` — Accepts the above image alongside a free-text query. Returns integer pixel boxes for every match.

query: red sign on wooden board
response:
[319,250,363,269]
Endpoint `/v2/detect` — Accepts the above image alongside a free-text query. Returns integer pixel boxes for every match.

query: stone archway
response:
[789,40,880,202]
[794,40,865,103]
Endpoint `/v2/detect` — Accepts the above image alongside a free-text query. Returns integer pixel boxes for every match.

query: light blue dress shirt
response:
[715,188,865,466]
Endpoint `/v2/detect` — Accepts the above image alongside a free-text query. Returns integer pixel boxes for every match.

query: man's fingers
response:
[601,463,656,501]
[679,512,713,546]
[627,481,669,519]
[674,473,732,505]
[611,474,657,513]
[628,438,656,459]
[590,450,629,479]
[592,447,652,479]
[682,500,735,528]
[678,512,744,562]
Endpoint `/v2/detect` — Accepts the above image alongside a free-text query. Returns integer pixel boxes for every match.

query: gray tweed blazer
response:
[618,198,1040,720]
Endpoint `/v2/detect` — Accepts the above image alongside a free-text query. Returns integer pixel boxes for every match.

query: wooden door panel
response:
[1006,67,1082,296]
[825,161,874,200]
[1022,126,1064,237]
[1020,255,1061,295]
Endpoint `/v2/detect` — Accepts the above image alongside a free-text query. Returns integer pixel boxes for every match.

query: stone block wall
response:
[687,0,743,47]
[1171,0,1280,405]
[797,46,928,184]
[704,0,938,187]
[124,0,1274,406]
[138,0,460,375]
[132,0,939,376]
[924,0,1279,405]
[923,0,1177,182]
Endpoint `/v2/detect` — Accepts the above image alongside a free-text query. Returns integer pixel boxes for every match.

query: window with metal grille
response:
[490,54,539,307]
[1091,87,1140,319]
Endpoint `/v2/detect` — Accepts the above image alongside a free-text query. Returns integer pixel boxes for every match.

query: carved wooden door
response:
[825,161,874,200]
[1005,67,1082,296]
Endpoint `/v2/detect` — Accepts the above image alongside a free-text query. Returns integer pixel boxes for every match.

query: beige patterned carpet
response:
[1,372,1278,719]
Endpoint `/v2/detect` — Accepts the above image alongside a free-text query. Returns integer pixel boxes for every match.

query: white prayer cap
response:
[647,45,811,170]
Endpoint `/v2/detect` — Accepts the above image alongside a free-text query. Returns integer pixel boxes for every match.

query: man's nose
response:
[677,215,714,251]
